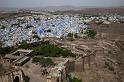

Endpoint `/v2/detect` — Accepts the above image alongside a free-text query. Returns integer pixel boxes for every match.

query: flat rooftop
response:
[15,56,29,64]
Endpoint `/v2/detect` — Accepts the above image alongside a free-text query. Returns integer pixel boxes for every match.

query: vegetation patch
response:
[32,57,54,67]
[0,46,17,56]
[32,42,76,57]
[69,76,82,82]
[33,35,40,40]
[104,61,114,71]
[1,41,75,57]
[86,29,97,38]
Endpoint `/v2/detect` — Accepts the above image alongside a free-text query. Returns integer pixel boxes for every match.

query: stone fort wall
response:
[0,70,24,82]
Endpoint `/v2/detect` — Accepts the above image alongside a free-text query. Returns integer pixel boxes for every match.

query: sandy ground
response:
[22,59,46,82]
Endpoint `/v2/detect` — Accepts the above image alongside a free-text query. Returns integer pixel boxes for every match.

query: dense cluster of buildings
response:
[81,14,124,24]
[0,15,86,47]
[0,14,124,47]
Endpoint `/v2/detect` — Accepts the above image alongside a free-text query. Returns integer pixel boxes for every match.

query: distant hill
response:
[0,6,124,15]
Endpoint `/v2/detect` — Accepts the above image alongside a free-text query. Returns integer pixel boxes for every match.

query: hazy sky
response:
[0,0,124,8]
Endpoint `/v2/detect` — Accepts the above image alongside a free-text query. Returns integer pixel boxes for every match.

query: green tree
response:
[1,25,6,29]
[74,33,78,38]
[18,41,30,49]
[86,29,97,38]
[69,76,82,82]
[33,35,40,40]
[0,46,16,56]
[0,41,2,47]
[67,33,73,37]
[32,57,54,66]
[32,57,41,62]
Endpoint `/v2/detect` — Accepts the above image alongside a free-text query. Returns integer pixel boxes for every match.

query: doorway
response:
[13,76,19,82]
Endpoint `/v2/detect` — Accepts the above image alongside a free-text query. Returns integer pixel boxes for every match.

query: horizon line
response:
[0,5,124,9]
